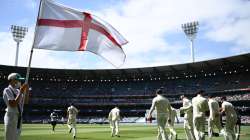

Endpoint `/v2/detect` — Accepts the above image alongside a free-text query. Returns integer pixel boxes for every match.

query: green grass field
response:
[0,123,250,140]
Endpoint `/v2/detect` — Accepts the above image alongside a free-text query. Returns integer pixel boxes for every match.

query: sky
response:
[0,0,250,69]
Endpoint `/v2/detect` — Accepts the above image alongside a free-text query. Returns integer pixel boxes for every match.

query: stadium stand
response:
[0,53,250,124]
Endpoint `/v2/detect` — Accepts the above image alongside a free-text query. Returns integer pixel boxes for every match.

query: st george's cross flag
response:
[33,0,128,67]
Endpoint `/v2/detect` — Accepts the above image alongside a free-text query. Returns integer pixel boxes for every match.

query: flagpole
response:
[22,0,43,114]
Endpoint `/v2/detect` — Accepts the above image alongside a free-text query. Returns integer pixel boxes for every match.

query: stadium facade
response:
[0,53,250,123]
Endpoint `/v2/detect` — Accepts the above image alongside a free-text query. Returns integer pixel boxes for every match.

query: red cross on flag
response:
[33,0,128,67]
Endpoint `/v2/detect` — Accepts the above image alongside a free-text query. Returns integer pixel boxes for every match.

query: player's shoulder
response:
[191,96,197,102]
[224,101,233,106]
[3,87,11,94]
[221,101,230,107]
[183,98,189,102]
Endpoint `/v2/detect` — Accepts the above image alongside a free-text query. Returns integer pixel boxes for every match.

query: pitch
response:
[0,124,250,140]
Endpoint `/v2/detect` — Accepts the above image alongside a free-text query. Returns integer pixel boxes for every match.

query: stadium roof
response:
[0,53,249,80]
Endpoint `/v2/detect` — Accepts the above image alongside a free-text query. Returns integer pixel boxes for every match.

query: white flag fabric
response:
[34,0,128,67]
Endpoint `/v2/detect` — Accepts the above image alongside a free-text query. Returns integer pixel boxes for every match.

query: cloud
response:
[0,0,249,69]
[205,18,250,53]
[94,0,250,68]
[0,26,82,69]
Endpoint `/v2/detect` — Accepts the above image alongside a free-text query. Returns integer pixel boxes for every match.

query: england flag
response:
[34,0,128,67]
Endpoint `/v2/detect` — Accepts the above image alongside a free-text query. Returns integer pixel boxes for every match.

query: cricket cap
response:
[8,73,25,81]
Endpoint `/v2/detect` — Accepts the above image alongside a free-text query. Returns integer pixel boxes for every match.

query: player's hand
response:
[168,119,171,124]
[147,115,152,120]
[20,84,29,94]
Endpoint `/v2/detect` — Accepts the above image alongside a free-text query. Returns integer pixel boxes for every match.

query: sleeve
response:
[73,106,79,113]
[183,99,189,107]
[167,103,171,119]
[180,100,192,112]
[180,105,192,111]
[3,88,15,101]
[3,88,15,106]
[191,98,194,106]
[221,102,226,112]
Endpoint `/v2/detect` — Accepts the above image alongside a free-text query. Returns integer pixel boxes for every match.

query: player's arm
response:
[108,111,112,121]
[208,102,213,118]
[67,110,69,118]
[73,107,79,114]
[220,103,225,113]
[167,104,172,123]
[76,107,79,113]
[148,99,156,119]
[175,110,179,123]
[8,84,28,107]
[117,111,121,120]
[180,104,192,111]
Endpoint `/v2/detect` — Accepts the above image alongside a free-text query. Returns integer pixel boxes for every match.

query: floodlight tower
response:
[11,25,28,66]
[182,21,199,63]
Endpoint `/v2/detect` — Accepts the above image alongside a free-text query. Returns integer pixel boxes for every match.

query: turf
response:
[0,123,250,140]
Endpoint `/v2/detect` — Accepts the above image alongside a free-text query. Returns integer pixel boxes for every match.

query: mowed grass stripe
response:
[1,124,250,140]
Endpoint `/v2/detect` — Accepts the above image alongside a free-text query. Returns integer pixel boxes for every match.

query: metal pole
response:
[15,42,20,66]
[190,39,195,63]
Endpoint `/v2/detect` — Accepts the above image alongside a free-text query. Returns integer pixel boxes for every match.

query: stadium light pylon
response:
[11,25,28,66]
[182,21,199,63]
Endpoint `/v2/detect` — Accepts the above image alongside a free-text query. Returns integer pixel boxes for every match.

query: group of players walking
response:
[147,89,239,140]
[3,72,239,140]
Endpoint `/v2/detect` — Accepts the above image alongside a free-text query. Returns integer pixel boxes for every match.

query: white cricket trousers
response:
[168,125,177,140]
[193,116,206,140]
[184,118,195,140]
[223,115,237,140]
[110,120,119,136]
[67,118,77,137]
[4,112,21,140]
[208,116,223,138]
[156,114,169,140]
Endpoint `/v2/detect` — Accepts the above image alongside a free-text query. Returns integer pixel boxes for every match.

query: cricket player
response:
[3,73,28,140]
[168,107,178,140]
[108,106,121,137]
[67,104,79,139]
[50,111,58,132]
[147,89,172,140]
[208,96,224,138]
[180,95,195,140]
[192,90,209,140]
[220,96,237,140]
